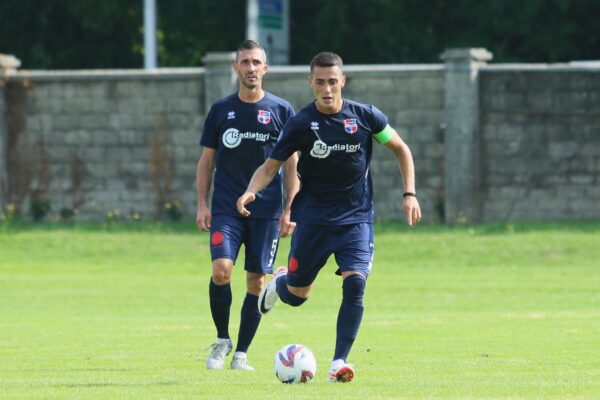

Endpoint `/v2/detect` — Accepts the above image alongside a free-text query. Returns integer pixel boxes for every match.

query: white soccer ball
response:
[273,344,317,383]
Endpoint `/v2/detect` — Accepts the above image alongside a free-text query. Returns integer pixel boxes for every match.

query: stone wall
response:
[1,69,205,220]
[479,66,600,221]
[1,49,599,223]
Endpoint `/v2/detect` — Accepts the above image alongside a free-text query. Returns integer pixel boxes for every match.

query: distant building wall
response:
[1,49,599,223]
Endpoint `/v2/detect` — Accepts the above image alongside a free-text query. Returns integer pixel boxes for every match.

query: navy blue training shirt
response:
[200,92,295,219]
[269,99,388,225]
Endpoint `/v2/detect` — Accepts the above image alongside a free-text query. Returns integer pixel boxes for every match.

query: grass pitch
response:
[1,221,599,399]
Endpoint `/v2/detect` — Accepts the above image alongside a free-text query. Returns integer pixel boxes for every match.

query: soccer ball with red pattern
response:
[274,344,317,383]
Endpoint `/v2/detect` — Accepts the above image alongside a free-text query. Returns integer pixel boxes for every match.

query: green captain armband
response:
[373,124,395,144]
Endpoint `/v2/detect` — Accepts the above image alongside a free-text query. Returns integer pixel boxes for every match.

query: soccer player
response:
[237,52,421,382]
[197,40,299,371]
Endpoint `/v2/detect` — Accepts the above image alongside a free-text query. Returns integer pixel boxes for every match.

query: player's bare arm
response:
[196,147,216,231]
[381,127,422,227]
[279,152,300,237]
[237,158,284,217]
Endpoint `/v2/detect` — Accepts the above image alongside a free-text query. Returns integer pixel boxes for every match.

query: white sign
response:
[247,0,289,65]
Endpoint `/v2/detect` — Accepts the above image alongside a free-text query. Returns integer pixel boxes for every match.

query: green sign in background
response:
[259,14,282,29]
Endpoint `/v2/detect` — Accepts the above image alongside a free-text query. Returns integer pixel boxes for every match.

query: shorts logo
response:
[222,128,242,148]
[310,140,330,159]
[211,231,224,246]
[344,119,358,134]
[289,256,299,272]
[257,110,271,124]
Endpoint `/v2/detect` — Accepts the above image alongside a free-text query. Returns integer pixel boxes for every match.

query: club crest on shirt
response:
[344,118,358,134]
[257,110,271,124]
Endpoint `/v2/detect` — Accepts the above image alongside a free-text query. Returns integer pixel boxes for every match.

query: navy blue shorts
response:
[210,214,280,274]
[286,223,374,287]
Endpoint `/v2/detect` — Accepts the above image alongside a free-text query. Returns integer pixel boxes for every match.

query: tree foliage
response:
[0,0,598,69]
[0,0,141,69]
[289,0,600,64]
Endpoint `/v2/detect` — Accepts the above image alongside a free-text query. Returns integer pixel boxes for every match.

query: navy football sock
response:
[209,279,232,339]
[333,274,366,361]
[276,275,307,307]
[235,293,261,353]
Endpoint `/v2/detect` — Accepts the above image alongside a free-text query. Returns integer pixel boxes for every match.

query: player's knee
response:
[285,291,308,307]
[212,274,230,285]
[212,268,231,285]
[285,283,310,306]
[246,273,265,295]
[212,260,233,284]
[342,274,366,306]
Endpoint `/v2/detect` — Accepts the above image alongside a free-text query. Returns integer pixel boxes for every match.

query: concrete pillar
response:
[0,54,21,209]
[202,52,237,113]
[440,48,492,223]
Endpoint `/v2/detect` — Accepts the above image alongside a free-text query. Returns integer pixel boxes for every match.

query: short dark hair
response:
[236,40,266,62]
[310,52,343,73]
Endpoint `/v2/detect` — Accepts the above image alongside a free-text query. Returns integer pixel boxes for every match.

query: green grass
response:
[1,221,600,399]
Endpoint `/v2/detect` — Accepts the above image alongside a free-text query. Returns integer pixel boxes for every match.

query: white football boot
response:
[230,352,255,371]
[258,266,287,315]
[205,338,232,369]
[326,360,355,383]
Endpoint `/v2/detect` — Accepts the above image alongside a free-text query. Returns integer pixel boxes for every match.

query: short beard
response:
[241,79,258,90]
